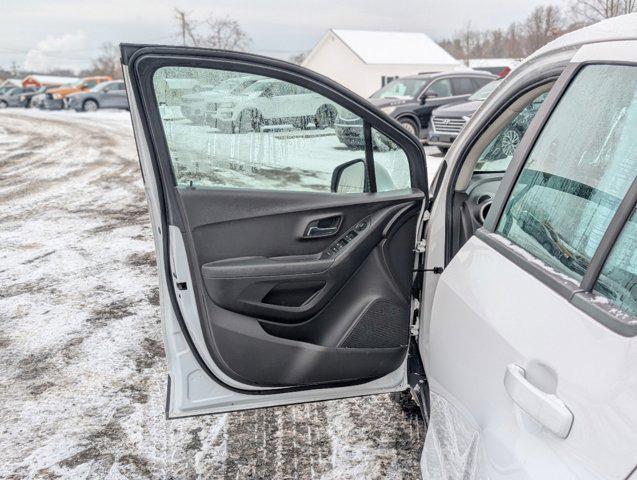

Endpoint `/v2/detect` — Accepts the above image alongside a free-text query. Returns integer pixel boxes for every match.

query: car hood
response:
[433,100,482,118]
[367,97,416,109]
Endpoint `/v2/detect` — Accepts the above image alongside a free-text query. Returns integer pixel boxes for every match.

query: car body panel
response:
[422,19,637,479]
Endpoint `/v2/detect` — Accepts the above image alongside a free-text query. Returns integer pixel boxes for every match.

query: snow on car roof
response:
[22,75,79,85]
[528,12,637,61]
[331,29,460,66]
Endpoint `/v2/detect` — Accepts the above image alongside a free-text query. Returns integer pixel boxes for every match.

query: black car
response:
[428,80,501,153]
[335,71,495,148]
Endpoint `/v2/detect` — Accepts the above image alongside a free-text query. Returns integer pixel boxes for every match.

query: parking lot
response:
[0,109,442,479]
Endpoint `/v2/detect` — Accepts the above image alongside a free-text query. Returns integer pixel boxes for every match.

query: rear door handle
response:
[504,363,574,439]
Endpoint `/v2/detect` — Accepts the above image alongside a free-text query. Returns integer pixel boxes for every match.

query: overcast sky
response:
[1,0,570,72]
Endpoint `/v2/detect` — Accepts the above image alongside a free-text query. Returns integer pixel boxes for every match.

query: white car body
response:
[208,79,338,129]
[122,13,637,479]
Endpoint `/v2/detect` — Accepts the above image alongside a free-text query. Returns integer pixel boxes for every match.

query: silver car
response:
[65,80,128,112]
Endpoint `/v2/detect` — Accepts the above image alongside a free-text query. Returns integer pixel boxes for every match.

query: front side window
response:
[594,208,637,317]
[371,78,429,100]
[427,79,452,98]
[497,64,637,282]
[153,66,412,193]
[475,91,548,172]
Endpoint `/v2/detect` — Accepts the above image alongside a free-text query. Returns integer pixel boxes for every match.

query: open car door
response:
[121,44,429,417]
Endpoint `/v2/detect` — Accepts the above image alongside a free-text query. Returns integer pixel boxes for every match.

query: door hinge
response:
[176,281,187,290]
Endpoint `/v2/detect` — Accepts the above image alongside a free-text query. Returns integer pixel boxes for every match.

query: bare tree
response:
[82,43,122,79]
[571,0,637,21]
[524,5,565,52]
[172,8,251,51]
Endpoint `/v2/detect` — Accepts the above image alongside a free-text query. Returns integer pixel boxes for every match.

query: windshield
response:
[371,78,430,99]
[469,80,501,101]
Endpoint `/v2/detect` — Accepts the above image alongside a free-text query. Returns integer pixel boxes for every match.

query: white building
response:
[302,29,462,97]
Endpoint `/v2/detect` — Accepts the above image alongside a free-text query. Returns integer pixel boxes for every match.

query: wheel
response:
[82,99,99,112]
[315,104,337,129]
[437,146,449,155]
[237,109,262,133]
[0,100,7,109]
[500,128,522,156]
[398,117,418,137]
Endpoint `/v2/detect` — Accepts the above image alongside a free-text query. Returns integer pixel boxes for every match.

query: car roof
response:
[401,71,496,80]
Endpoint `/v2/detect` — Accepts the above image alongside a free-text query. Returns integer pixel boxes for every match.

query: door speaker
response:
[341,300,409,348]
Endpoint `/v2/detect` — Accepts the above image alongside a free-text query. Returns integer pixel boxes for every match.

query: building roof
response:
[331,29,459,65]
[23,75,79,85]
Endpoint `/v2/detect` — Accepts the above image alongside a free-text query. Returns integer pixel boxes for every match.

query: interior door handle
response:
[503,363,574,439]
[304,216,341,238]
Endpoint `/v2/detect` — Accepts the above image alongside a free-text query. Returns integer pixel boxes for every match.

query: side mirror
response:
[421,92,437,103]
[331,159,369,193]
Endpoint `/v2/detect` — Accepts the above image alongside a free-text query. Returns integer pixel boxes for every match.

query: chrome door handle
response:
[306,225,338,237]
[504,363,574,439]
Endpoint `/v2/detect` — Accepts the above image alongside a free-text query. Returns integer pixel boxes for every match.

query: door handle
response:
[503,363,573,439]
[303,216,341,238]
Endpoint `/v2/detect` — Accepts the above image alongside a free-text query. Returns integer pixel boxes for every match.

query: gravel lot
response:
[0,109,441,479]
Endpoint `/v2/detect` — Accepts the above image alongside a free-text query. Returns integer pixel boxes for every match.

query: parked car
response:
[0,87,38,108]
[18,86,49,108]
[65,80,128,112]
[428,79,501,153]
[334,71,496,148]
[205,78,338,133]
[40,76,112,110]
[121,12,637,479]
[180,75,260,124]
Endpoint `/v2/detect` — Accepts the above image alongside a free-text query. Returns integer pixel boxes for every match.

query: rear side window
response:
[152,66,412,193]
[594,209,637,316]
[451,77,476,96]
[497,65,637,282]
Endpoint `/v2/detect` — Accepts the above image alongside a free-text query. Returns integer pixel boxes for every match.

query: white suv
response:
[207,78,338,133]
[122,13,637,479]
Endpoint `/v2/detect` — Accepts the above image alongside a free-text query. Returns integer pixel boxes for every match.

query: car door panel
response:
[122,44,428,413]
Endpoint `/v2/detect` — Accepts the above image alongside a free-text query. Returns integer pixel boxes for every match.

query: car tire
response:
[82,99,99,112]
[315,104,337,129]
[237,109,262,133]
[0,100,8,109]
[437,147,449,155]
[398,117,419,137]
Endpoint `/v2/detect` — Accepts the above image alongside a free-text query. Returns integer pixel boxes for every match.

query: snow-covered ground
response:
[0,108,441,479]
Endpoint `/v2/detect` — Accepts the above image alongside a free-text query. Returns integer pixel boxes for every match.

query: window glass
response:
[153,66,412,193]
[372,130,411,192]
[427,79,452,98]
[84,80,98,88]
[497,65,637,282]
[451,77,476,96]
[594,209,637,317]
[473,77,494,89]
[371,78,429,100]
[475,91,548,172]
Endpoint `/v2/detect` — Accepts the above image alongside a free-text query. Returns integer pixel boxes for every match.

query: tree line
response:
[438,0,636,62]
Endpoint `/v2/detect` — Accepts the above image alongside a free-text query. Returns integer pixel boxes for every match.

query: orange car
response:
[41,76,112,110]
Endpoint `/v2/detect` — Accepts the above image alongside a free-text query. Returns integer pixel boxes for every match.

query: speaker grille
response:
[341,300,409,348]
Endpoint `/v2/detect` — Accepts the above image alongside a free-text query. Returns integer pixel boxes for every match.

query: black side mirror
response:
[331,159,369,193]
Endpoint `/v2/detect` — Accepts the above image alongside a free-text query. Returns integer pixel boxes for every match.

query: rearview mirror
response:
[331,159,369,193]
